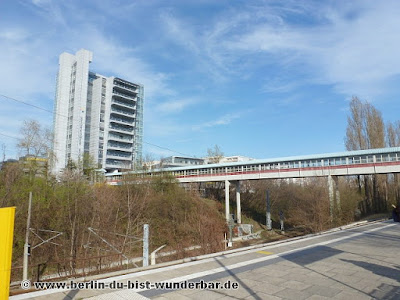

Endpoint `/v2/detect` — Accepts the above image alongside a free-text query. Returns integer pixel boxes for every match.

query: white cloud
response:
[32,0,52,6]
[192,113,242,131]
[160,13,233,82]
[262,78,301,94]
[155,98,199,114]
[28,0,67,26]
[0,26,56,105]
[219,1,400,99]
[0,28,28,41]
[157,1,400,100]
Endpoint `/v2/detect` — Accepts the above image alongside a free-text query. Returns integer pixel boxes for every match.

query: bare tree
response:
[365,103,385,149]
[387,121,400,147]
[387,121,400,204]
[207,145,224,164]
[17,120,53,178]
[17,120,51,157]
[140,153,156,172]
[345,97,385,150]
[345,97,367,151]
[364,102,386,212]
[345,97,387,214]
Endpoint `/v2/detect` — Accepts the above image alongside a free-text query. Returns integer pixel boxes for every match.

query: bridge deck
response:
[106,147,400,184]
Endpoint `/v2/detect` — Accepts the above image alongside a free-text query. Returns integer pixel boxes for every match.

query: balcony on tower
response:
[105,158,132,169]
[107,140,133,152]
[110,113,135,126]
[106,149,132,161]
[108,132,133,143]
[111,105,136,117]
[113,78,139,93]
[109,122,134,133]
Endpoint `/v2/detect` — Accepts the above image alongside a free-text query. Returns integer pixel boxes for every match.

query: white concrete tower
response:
[52,49,93,174]
[51,49,143,175]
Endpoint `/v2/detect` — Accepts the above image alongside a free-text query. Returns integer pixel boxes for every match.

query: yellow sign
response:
[0,207,15,300]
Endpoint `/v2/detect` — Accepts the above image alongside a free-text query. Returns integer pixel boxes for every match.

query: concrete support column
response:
[334,176,341,214]
[328,175,341,221]
[225,180,230,222]
[328,175,334,220]
[236,181,241,224]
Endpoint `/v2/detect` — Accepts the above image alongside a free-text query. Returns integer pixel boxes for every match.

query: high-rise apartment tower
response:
[52,49,143,174]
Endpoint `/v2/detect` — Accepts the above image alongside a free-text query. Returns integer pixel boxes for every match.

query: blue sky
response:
[1,0,400,161]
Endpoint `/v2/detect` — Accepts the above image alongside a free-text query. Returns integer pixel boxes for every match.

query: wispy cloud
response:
[160,12,233,82]
[0,26,55,103]
[155,98,199,114]
[157,1,400,100]
[217,1,400,99]
[262,78,302,94]
[28,0,68,26]
[192,113,242,131]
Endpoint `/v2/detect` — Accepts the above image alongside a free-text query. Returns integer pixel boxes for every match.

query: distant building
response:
[52,49,144,175]
[220,156,254,163]
[204,155,254,164]
[160,156,205,168]
[19,156,48,177]
[0,159,18,170]
[0,156,48,178]
[141,160,160,171]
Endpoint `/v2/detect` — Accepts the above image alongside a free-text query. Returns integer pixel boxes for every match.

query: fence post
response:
[150,245,166,265]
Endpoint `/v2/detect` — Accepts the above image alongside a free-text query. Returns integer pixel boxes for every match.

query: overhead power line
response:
[0,94,55,115]
[0,93,194,157]
[0,132,19,140]
[143,141,192,157]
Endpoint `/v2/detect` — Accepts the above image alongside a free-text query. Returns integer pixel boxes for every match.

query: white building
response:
[160,156,205,168]
[219,155,254,163]
[204,155,254,164]
[52,49,143,174]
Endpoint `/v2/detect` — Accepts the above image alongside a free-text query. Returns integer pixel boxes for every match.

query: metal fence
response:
[11,253,142,285]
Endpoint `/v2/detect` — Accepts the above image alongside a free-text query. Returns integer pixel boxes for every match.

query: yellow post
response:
[0,207,16,300]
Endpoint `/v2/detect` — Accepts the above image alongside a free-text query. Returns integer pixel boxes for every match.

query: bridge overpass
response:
[106,147,400,223]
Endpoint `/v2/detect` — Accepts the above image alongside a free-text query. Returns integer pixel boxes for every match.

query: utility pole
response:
[266,190,272,230]
[227,216,234,248]
[23,192,32,281]
[142,224,149,267]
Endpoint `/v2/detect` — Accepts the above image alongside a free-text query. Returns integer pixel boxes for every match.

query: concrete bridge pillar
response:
[236,181,241,224]
[224,180,242,223]
[225,180,230,222]
[328,175,341,221]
